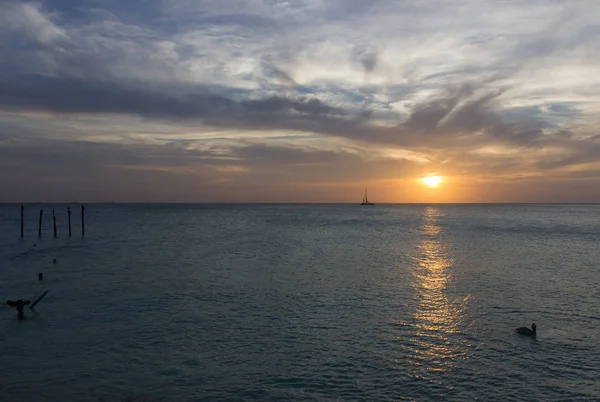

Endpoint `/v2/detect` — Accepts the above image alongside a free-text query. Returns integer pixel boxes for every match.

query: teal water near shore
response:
[1,204,599,401]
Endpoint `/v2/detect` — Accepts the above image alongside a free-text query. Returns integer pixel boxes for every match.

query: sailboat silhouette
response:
[360,188,374,205]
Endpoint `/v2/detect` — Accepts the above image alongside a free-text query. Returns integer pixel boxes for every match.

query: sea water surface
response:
[1,204,599,401]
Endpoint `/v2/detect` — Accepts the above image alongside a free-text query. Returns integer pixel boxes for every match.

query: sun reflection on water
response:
[407,207,470,381]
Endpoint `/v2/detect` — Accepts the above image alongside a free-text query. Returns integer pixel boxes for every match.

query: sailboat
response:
[360,188,374,205]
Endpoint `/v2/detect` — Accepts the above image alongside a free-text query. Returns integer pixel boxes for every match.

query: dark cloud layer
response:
[0,73,345,123]
[0,71,556,152]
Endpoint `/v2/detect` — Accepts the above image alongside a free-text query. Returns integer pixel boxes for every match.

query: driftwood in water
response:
[30,290,49,310]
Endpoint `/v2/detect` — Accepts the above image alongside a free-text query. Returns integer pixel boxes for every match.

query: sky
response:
[1,0,600,203]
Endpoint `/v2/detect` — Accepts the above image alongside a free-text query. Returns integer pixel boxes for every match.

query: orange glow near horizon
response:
[421,176,442,188]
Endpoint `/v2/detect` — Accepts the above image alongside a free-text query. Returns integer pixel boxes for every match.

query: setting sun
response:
[421,176,442,188]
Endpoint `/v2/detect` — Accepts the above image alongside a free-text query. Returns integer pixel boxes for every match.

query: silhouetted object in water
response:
[38,209,43,237]
[29,291,48,311]
[516,323,536,337]
[360,188,374,205]
[81,205,85,237]
[21,204,24,238]
[38,272,43,281]
[68,207,72,237]
[6,299,31,320]
[53,208,57,238]
[53,258,57,264]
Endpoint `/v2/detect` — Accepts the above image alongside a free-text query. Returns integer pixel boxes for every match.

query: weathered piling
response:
[81,204,85,237]
[20,204,24,238]
[68,207,72,237]
[38,209,44,237]
[53,209,57,238]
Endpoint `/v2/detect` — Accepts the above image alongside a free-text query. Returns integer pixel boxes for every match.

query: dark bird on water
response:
[6,299,31,320]
[516,323,536,337]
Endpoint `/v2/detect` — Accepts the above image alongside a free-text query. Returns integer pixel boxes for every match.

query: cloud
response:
[0,73,354,132]
[260,62,297,87]
[353,46,378,74]
[0,68,555,151]
[0,2,66,44]
[2,0,600,201]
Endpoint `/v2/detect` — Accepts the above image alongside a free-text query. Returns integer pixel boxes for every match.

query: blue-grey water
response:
[1,204,599,401]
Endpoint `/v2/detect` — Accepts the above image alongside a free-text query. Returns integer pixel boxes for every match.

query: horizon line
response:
[2,202,600,205]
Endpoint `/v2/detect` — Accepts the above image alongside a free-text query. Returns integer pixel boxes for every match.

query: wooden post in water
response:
[68,207,72,237]
[38,209,43,237]
[53,209,57,238]
[20,204,24,239]
[81,205,85,237]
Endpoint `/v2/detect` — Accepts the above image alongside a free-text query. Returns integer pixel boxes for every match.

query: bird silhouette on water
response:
[516,323,536,338]
[6,299,31,320]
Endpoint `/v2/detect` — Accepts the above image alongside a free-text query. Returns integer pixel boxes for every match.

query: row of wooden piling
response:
[21,204,85,238]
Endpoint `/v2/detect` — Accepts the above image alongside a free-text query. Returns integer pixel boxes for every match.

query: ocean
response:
[1,203,599,401]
